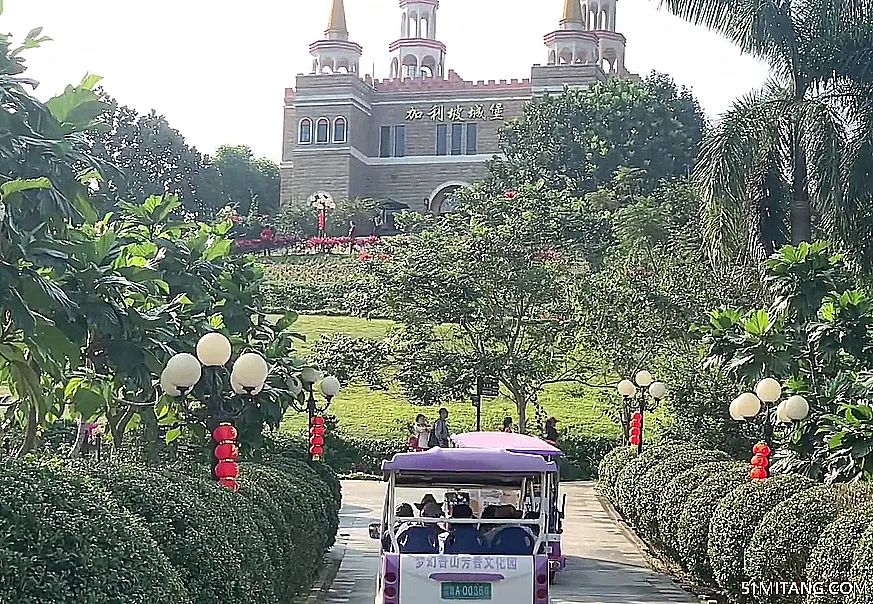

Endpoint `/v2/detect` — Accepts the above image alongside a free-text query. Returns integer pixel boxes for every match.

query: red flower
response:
[504,191,518,200]
[379,253,390,261]
[358,251,372,261]
[260,228,273,240]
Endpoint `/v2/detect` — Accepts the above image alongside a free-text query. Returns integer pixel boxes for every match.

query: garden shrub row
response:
[598,441,873,603]
[0,454,340,604]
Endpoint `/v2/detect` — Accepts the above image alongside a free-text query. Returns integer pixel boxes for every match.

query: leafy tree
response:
[363,183,603,432]
[213,145,280,217]
[662,0,873,266]
[86,93,222,218]
[488,73,706,196]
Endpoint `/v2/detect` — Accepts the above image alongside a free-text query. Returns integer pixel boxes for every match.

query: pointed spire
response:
[326,0,349,39]
[561,0,584,23]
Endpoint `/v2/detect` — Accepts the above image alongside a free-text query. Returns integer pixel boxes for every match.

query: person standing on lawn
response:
[413,413,432,451]
[544,417,559,444]
[502,416,513,433]
[432,408,450,448]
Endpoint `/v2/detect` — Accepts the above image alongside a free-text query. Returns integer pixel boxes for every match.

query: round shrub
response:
[807,502,873,604]
[0,457,190,604]
[676,463,749,581]
[597,445,637,503]
[614,441,686,526]
[745,484,873,603]
[658,461,737,557]
[636,448,731,544]
[88,463,272,604]
[848,515,873,604]
[708,473,815,593]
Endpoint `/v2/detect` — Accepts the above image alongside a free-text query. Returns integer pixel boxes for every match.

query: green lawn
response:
[278,314,620,440]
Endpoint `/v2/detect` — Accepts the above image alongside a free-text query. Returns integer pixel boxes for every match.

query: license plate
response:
[440,582,492,600]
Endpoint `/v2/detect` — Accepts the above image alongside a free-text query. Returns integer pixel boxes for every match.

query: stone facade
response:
[281,0,636,213]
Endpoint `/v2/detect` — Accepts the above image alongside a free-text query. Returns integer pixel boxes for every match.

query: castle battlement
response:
[370,71,532,93]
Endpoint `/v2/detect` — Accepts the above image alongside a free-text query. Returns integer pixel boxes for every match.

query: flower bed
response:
[597,442,873,601]
[233,234,383,254]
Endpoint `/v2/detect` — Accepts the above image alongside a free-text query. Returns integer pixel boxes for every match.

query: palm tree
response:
[661,0,873,266]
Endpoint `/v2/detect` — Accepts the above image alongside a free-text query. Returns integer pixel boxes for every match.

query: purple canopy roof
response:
[452,432,563,458]
[381,447,556,475]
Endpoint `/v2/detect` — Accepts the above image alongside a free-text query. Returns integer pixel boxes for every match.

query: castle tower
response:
[543,0,600,66]
[309,0,363,74]
[388,0,447,79]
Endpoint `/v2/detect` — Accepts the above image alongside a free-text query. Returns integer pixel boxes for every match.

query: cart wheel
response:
[549,571,556,583]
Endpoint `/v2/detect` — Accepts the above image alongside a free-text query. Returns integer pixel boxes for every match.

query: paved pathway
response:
[325,481,699,604]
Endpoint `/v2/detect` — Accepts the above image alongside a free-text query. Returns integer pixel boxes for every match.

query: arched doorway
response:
[428,181,468,214]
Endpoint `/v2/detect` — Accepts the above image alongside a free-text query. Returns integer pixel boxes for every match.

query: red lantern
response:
[751,454,769,468]
[630,426,641,438]
[312,425,325,437]
[219,478,239,491]
[629,436,640,446]
[310,445,324,456]
[213,424,238,443]
[318,210,326,231]
[752,442,771,456]
[629,417,641,428]
[310,435,325,447]
[312,416,325,427]
[214,442,240,461]
[215,461,239,479]
[631,412,642,421]
[749,467,768,480]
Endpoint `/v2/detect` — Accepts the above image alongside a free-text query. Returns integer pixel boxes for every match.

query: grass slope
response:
[280,314,618,440]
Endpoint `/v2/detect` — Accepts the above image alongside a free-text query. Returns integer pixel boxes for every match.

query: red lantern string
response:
[310,416,327,462]
[749,441,770,480]
[213,422,240,490]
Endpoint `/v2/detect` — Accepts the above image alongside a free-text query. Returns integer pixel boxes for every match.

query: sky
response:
[3,0,770,163]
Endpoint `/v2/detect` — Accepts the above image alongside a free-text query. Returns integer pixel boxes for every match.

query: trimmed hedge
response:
[597,445,637,502]
[635,448,732,543]
[708,473,814,594]
[614,441,686,525]
[745,484,873,604]
[676,463,749,581]
[658,461,737,556]
[806,502,873,604]
[849,516,873,604]
[0,457,190,604]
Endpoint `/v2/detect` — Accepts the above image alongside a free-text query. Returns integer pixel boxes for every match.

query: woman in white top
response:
[413,413,432,450]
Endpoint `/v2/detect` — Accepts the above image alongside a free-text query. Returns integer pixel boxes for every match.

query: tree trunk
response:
[69,417,88,458]
[140,406,160,464]
[791,131,812,244]
[16,405,37,457]
[514,393,528,434]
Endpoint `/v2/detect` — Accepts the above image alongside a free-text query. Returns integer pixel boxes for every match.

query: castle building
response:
[281,0,635,215]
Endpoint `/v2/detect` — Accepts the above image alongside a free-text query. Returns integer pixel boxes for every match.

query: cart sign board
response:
[478,375,500,398]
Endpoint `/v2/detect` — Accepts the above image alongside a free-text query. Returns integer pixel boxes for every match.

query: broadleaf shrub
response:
[745,484,873,604]
[676,463,748,581]
[613,441,686,524]
[0,457,190,604]
[310,333,391,388]
[658,461,737,557]
[708,474,814,593]
[597,445,637,502]
[806,502,873,604]
[636,448,731,543]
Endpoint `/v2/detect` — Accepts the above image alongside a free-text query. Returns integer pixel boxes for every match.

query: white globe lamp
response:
[784,395,810,421]
[755,378,782,403]
[300,367,321,385]
[776,400,792,423]
[196,332,232,367]
[729,398,744,420]
[286,375,303,396]
[617,379,636,397]
[649,381,667,400]
[319,375,341,399]
[634,370,653,388]
[164,353,202,389]
[160,370,182,397]
[232,353,269,390]
[734,392,761,418]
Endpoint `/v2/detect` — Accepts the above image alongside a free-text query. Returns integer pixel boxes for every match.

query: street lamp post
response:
[728,378,810,480]
[617,370,666,453]
[296,367,341,462]
[160,332,269,489]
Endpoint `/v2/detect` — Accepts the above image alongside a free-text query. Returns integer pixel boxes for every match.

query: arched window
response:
[316,118,330,143]
[299,118,312,144]
[333,117,347,143]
